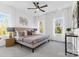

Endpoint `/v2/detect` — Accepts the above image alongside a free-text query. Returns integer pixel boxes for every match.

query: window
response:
[53,17,64,35]
[0,12,9,36]
[39,20,45,33]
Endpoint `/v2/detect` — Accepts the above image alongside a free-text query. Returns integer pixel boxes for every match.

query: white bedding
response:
[15,34,49,45]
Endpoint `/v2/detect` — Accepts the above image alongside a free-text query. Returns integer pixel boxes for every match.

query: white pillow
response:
[24,30,27,36]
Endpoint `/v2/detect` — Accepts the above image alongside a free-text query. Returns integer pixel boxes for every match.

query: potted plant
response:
[66,28,71,34]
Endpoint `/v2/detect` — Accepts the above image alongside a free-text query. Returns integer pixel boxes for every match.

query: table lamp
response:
[7,27,15,38]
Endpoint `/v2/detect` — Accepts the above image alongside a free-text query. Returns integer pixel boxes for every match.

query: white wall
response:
[34,6,73,42]
[15,9,34,28]
[0,4,34,28]
[0,4,15,27]
[0,3,73,42]
[0,4,36,46]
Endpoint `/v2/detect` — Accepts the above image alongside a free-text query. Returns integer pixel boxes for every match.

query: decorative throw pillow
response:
[27,31,32,35]
[24,30,27,36]
[22,32,25,36]
[17,31,25,37]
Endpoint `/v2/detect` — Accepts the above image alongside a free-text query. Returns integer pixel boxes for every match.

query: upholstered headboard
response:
[14,27,37,36]
[15,27,32,31]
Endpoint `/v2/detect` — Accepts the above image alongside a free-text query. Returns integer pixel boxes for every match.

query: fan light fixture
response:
[36,9,39,11]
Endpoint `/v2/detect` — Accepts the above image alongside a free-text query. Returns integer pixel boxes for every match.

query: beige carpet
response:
[0,41,77,57]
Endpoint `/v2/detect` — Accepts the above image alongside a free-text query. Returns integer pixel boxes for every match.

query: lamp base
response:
[9,32,13,38]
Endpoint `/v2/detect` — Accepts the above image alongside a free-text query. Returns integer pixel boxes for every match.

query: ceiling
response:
[0,1,74,16]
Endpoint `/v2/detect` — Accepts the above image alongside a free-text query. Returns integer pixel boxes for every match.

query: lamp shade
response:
[7,27,15,32]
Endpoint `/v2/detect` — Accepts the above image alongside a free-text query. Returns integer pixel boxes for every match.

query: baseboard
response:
[50,40,72,44]
[51,40,65,43]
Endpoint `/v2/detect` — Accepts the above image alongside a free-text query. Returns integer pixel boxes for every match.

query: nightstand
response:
[6,38,16,47]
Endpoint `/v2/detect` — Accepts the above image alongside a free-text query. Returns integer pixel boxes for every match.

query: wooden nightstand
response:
[6,38,16,47]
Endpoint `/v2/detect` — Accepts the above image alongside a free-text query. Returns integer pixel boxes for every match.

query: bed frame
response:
[14,27,49,53]
[16,38,49,53]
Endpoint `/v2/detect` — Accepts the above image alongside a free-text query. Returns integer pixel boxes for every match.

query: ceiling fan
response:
[27,2,48,13]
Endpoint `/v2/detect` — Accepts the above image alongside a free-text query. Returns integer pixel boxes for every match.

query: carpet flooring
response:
[0,41,77,57]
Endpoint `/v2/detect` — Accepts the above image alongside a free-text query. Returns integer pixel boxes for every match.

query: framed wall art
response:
[19,17,28,26]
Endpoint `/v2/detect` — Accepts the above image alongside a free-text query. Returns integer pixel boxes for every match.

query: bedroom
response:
[0,0,78,57]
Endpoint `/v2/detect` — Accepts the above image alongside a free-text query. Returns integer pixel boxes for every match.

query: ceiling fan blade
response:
[39,8,45,12]
[33,2,38,8]
[36,2,39,5]
[27,8,36,9]
[40,4,48,8]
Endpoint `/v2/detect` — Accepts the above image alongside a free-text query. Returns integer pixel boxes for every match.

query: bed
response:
[15,34,49,52]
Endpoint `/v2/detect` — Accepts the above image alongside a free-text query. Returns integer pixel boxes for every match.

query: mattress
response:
[16,34,49,45]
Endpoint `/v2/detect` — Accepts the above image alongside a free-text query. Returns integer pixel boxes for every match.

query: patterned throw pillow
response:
[27,31,32,35]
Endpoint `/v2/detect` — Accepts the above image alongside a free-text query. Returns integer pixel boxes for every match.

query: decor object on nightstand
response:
[66,28,71,34]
